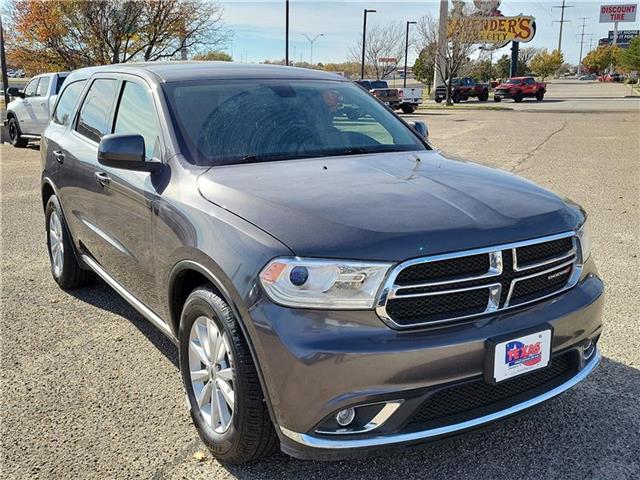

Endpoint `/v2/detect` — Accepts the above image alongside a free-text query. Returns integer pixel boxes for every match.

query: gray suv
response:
[41,62,603,464]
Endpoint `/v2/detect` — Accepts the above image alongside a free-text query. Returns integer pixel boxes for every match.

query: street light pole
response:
[361,9,376,80]
[302,33,323,65]
[403,21,416,88]
[285,0,290,65]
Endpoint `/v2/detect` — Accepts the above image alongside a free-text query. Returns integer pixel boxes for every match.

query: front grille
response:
[407,352,575,430]
[380,234,578,328]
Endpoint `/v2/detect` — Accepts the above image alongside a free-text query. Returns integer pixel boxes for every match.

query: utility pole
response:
[552,0,573,53]
[0,13,9,109]
[361,9,376,80]
[433,0,448,90]
[576,17,589,75]
[285,0,290,65]
[403,21,416,88]
[302,33,323,65]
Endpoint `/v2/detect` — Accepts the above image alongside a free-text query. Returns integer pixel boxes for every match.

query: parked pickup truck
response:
[435,77,489,103]
[5,71,69,147]
[356,79,401,109]
[494,77,546,102]
[397,87,423,113]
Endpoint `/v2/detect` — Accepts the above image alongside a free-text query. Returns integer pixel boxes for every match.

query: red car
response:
[494,77,546,102]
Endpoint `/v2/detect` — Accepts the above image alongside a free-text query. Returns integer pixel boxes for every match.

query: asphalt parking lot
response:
[1,83,639,479]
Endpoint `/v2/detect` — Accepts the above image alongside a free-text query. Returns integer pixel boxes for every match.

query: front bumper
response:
[246,263,604,460]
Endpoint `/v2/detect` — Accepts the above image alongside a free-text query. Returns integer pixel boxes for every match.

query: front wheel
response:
[179,286,278,464]
[494,96,502,102]
[514,91,524,103]
[452,92,461,103]
[478,91,489,102]
[536,90,545,101]
[8,117,28,148]
[45,195,94,289]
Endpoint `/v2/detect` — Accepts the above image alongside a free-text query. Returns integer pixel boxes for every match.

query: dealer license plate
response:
[488,329,552,383]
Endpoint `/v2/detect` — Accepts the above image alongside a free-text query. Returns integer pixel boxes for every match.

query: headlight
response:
[577,217,592,263]
[259,257,393,309]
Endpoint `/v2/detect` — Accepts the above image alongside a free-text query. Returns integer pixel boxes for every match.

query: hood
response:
[197,151,582,261]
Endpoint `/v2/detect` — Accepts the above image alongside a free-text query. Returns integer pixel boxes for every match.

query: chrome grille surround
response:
[376,232,581,329]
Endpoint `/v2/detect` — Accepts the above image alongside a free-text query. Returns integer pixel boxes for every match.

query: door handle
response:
[53,151,65,164]
[94,171,111,187]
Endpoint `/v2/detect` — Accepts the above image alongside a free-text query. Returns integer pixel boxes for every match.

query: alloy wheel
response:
[188,316,235,433]
[48,211,64,277]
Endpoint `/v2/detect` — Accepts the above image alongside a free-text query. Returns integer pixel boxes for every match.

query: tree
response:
[495,54,510,80]
[529,49,564,81]
[348,22,406,79]
[413,43,436,92]
[6,0,228,75]
[416,8,478,105]
[468,58,492,81]
[620,37,640,77]
[193,50,232,61]
[582,45,622,74]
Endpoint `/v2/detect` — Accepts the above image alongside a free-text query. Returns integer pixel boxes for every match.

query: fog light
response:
[335,407,356,427]
[583,339,595,360]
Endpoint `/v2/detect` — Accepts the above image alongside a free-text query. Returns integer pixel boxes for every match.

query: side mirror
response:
[410,121,428,139]
[7,87,24,98]
[98,134,160,172]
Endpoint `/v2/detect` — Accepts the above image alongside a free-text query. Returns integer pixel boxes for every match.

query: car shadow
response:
[68,278,178,367]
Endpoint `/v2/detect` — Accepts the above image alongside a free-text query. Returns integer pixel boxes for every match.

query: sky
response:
[220,0,640,66]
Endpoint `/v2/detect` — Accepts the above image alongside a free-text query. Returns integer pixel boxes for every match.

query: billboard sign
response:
[599,4,637,23]
[608,29,640,45]
[447,16,536,43]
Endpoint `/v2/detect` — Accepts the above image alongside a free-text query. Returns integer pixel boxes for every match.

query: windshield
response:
[163,79,427,166]
[370,80,388,89]
[506,79,522,85]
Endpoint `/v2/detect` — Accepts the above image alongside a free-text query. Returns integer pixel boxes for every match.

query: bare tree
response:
[416,10,478,105]
[348,22,405,79]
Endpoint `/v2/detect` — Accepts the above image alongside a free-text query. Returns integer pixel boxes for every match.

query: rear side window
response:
[24,79,39,97]
[53,80,87,126]
[76,78,118,142]
[55,76,68,94]
[36,77,50,96]
[114,81,161,159]
[525,78,535,85]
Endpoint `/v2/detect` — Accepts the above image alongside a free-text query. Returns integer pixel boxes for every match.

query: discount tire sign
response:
[599,4,637,23]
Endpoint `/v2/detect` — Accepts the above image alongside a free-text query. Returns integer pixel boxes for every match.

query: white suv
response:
[6,72,69,147]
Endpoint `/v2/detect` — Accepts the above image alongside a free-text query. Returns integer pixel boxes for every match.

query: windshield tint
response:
[163,79,427,166]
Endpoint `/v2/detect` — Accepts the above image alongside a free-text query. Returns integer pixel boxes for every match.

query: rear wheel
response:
[45,195,94,289]
[478,91,489,102]
[401,104,416,114]
[452,92,461,103]
[434,97,443,104]
[179,286,278,464]
[8,117,28,148]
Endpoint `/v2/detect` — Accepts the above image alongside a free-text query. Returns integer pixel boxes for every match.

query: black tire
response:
[45,195,94,289]
[536,90,545,101]
[479,91,489,102]
[494,96,502,102]
[434,97,443,103]
[452,92,461,103]
[514,91,524,103]
[401,104,416,114]
[8,117,28,148]
[179,286,278,464]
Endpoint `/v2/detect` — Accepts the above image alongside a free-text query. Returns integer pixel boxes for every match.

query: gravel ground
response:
[1,105,639,479]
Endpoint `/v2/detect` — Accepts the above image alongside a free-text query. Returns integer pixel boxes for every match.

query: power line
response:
[552,0,574,53]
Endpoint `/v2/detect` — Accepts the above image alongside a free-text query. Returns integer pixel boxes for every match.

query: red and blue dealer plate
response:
[485,328,552,384]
